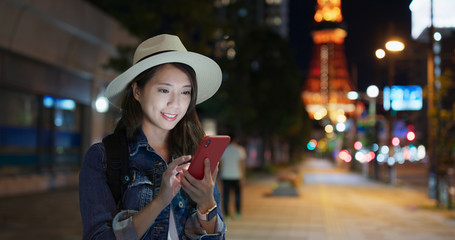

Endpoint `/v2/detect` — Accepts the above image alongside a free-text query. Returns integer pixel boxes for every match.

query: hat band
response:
[135,50,175,64]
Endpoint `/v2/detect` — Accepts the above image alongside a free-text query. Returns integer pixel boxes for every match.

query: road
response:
[0,157,454,240]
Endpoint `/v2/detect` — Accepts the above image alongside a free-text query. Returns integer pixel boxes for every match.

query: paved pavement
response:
[0,157,454,240]
[0,186,81,240]
[225,157,455,240]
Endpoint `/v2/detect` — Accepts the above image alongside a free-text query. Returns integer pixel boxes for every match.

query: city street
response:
[1,1,454,240]
[1,157,454,240]
[226,158,455,240]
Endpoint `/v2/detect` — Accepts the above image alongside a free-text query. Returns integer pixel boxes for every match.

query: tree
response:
[87,0,223,68]
[207,2,312,164]
[430,69,455,209]
[88,0,312,165]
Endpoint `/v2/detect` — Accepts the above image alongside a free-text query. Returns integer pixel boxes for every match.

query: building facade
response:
[0,0,137,195]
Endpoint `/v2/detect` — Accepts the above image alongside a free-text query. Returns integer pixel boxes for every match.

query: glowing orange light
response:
[312,29,347,44]
[314,0,343,23]
[385,40,405,52]
[314,12,323,22]
[304,0,354,122]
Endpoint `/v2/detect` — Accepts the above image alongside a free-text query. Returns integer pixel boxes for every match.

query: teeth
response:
[163,113,176,118]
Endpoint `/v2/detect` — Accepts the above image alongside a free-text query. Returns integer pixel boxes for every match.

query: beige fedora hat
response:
[106,34,222,107]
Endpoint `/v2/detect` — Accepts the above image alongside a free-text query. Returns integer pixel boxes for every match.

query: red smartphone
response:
[188,135,231,180]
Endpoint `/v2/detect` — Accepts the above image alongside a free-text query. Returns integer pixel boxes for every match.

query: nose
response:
[167,92,180,107]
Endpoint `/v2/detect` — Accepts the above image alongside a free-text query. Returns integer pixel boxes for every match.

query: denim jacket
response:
[79,130,226,239]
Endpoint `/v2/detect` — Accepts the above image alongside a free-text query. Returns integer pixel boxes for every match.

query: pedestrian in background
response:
[220,134,246,220]
[79,34,226,239]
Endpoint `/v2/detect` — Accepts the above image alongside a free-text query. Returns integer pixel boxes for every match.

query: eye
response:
[182,90,191,95]
[158,89,169,93]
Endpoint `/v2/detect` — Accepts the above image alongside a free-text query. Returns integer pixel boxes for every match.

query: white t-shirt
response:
[220,143,246,180]
[168,209,178,239]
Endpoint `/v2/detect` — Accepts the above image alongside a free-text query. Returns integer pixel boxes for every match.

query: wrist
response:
[197,202,217,221]
[197,199,216,213]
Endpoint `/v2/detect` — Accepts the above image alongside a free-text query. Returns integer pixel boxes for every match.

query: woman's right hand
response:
[133,155,190,238]
[155,155,191,208]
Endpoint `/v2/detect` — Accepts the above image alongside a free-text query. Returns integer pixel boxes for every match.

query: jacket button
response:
[178,201,184,208]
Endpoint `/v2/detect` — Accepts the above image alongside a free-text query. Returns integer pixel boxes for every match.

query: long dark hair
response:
[116,62,205,158]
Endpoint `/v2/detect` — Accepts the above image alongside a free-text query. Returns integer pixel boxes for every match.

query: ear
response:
[132,82,141,102]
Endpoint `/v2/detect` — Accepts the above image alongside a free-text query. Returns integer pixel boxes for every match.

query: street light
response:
[366,85,379,121]
[366,85,379,98]
[347,91,359,100]
[375,49,386,59]
[365,85,379,179]
[375,40,406,60]
[385,40,405,52]
[375,39,405,185]
[95,96,109,113]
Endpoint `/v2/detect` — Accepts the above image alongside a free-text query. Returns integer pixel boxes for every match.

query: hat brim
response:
[106,51,222,107]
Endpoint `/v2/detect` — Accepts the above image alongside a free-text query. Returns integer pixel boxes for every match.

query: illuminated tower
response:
[302,0,355,123]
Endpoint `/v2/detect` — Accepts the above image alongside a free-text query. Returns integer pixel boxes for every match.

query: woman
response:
[79,34,226,239]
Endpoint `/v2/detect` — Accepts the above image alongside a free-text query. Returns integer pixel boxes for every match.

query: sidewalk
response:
[225,157,455,240]
[0,157,454,240]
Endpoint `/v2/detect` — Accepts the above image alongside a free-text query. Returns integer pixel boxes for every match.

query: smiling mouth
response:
[161,112,178,121]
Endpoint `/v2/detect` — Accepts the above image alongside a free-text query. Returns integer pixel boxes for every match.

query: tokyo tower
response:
[302,0,355,123]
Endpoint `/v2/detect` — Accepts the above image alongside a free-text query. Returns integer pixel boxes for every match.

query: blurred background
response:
[0,0,454,238]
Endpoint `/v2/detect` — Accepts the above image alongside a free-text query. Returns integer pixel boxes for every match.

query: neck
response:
[141,123,170,162]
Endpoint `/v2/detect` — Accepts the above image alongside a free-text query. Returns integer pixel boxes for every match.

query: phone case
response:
[188,135,231,180]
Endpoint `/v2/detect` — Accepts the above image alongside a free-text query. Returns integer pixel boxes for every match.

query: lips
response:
[161,112,178,121]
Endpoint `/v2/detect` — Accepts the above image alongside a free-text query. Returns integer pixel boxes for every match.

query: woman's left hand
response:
[181,158,218,212]
[156,155,191,208]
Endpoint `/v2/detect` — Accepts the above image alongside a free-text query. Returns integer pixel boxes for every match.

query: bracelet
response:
[197,203,217,221]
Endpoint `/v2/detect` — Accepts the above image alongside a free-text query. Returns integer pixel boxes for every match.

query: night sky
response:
[289,0,413,91]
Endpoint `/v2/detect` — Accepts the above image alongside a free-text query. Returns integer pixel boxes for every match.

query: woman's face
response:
[133,64,192,134]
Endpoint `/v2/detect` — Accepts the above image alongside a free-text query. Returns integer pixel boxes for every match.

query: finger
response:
[175,173,182,185]
[183,169,197,185]
[181,172,197,193]
[170,155,191,170]
[166,156,190,178]
[176,162,190,173]
[203,158,211,180]
[212,163,219,182]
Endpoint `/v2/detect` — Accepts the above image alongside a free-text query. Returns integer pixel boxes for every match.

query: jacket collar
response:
[128,129,149,156]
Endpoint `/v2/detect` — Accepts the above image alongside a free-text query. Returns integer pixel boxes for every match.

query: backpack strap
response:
[102,130,130,205]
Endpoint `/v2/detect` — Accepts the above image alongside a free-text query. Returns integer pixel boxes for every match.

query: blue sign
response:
[383,86,423,111]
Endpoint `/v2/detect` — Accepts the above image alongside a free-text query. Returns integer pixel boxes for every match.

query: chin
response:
[163,123,179,130]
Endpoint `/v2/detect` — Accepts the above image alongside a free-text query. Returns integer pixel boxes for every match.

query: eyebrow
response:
[157,83,192,88]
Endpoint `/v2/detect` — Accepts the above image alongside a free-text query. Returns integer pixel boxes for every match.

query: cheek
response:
[182,98,192,112]
[179,106,189,119]
[147,93,165,107]
[140,97,161,116]
[178,104,191,120]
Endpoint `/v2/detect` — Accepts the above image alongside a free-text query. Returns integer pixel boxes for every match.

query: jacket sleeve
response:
[79,143,138,240]
[184,182,226,239]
